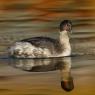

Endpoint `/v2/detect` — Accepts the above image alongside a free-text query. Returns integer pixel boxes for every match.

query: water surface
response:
[0,1,95,95]
[0,55,95,95]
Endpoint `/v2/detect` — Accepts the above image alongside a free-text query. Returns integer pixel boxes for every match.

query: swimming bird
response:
[9,20,72,58]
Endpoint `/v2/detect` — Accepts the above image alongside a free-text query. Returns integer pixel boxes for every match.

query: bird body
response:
[9,20,72,58]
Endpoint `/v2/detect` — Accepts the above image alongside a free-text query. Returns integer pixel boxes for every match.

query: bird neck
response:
[59,30,71,56]
[59,30,70,46]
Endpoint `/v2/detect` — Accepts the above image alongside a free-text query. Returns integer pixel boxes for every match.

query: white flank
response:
[9,42,51,58]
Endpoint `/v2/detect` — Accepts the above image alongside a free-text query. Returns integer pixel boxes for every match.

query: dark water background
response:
[0,0,95,95]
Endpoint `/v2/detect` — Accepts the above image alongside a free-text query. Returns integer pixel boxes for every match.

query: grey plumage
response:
[21,36,63,54]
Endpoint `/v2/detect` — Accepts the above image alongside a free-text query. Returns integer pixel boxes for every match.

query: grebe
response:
[9,20,72,58]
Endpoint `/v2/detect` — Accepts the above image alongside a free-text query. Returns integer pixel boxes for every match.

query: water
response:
[0,1,95,95]
[0,55,95,95]
[0,16,94,95]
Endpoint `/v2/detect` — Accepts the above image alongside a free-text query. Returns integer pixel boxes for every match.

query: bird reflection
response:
[59,57,74,92]
[9,57,74,91]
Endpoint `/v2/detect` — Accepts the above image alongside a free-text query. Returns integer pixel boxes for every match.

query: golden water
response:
[0,55,95,95]
[0,0,95,95]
